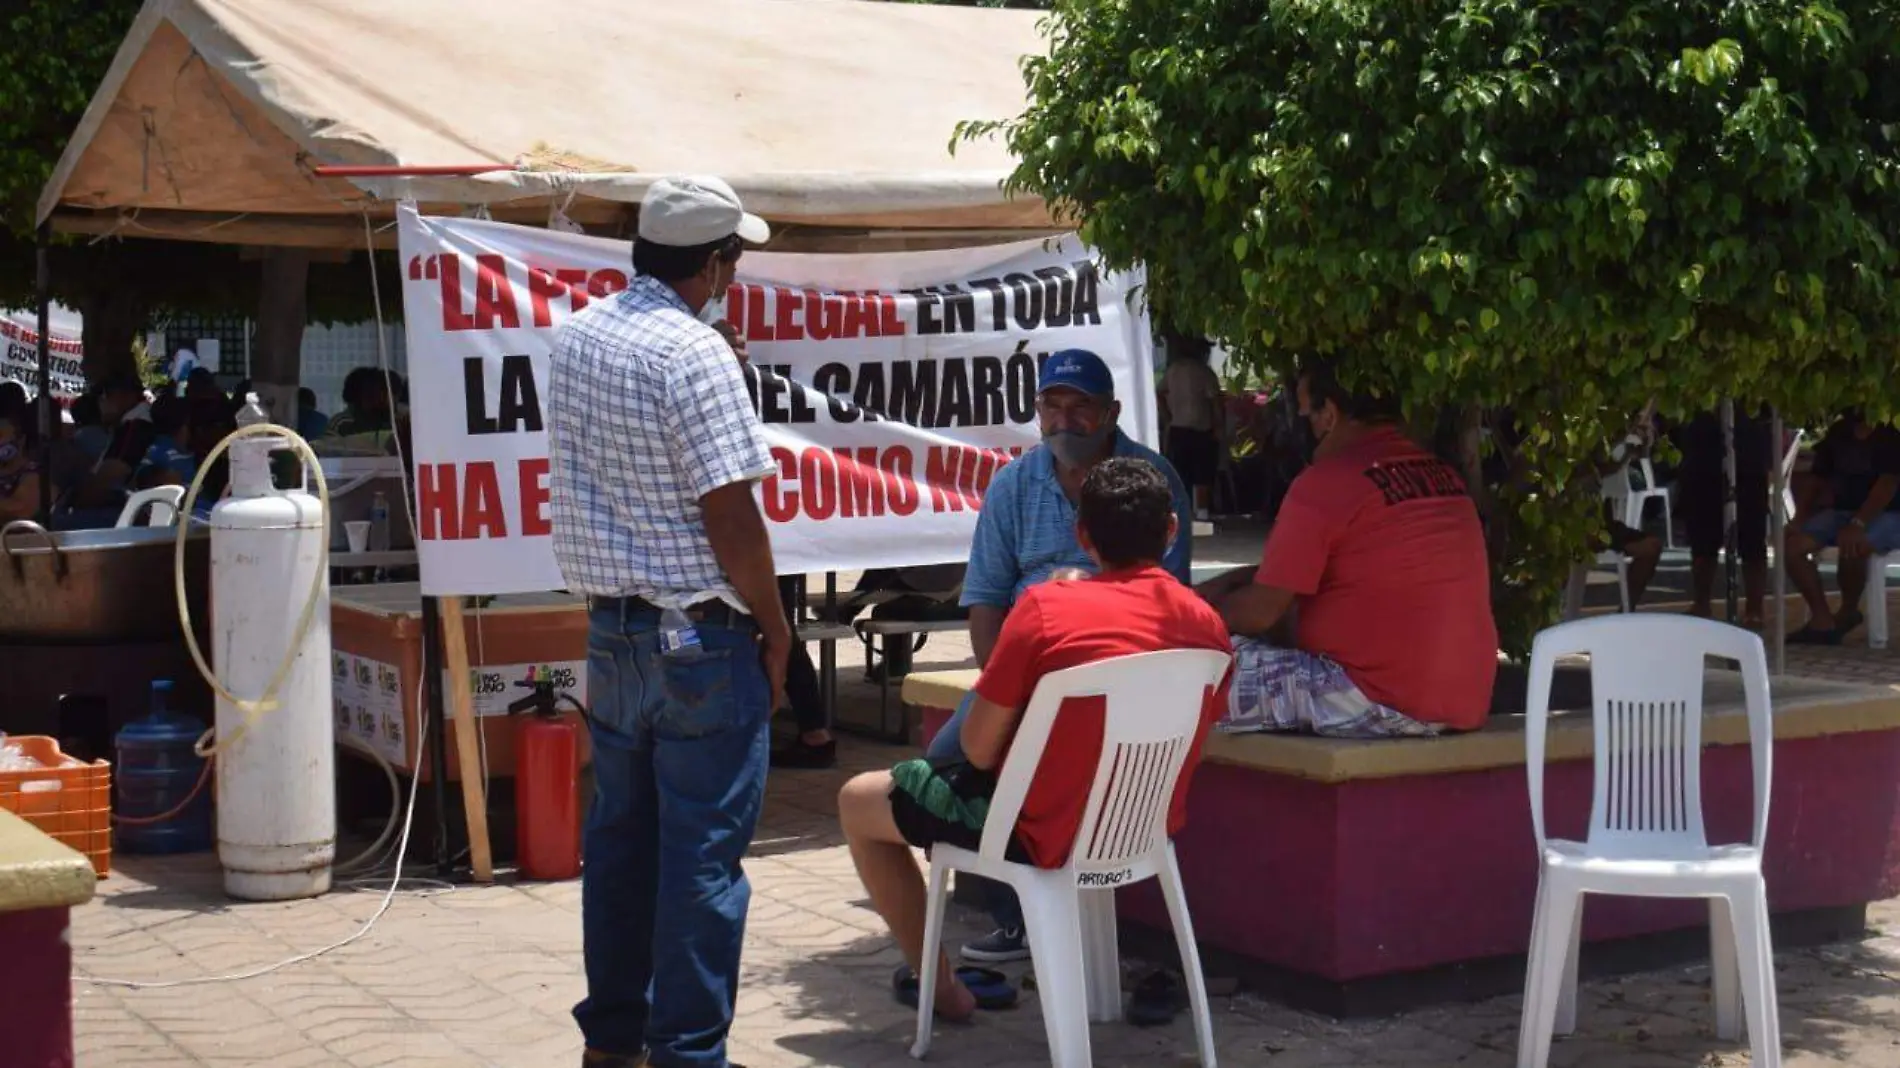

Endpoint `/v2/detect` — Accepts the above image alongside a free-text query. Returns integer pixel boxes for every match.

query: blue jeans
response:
[573,602,772,1067]
[926,692,1024,933]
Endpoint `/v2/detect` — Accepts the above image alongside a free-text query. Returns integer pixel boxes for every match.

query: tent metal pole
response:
[34,222,53,522]
[1771,408,1787,675]
[1720,399,1738,624]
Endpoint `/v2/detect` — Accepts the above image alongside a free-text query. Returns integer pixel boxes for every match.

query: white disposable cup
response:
[344,521,372,553]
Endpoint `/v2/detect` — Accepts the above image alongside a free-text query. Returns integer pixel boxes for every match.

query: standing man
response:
[931,347,1193,965]
[549,176,789,1068]
[1159,332,1224,521]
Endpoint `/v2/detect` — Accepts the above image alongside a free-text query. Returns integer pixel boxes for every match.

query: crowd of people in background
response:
[0,358,409,529]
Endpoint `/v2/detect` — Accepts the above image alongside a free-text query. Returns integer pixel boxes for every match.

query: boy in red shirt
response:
[1198,361,1497,736]
[838,458,1231,1021]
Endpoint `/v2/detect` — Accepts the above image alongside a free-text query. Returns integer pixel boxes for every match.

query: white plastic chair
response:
[1518,615,1778,1068]
[115,485,186,528]
[1777,431,1802,526]
[1592,551,1631,613]
[912,648,1233,1068]
[1602,459,1674,548]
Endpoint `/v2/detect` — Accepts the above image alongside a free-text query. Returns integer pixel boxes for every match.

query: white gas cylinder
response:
[211,398,334,901]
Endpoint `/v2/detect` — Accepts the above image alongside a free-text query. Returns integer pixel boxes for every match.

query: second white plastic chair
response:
[1519,614,1779,1068]
[911,648,1232,1068]
[115,485,186,528]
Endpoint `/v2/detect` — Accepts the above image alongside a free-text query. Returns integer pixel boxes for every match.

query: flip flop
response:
[892,963,1018,1011]
[1836,608,1866,638]
[1126,969,1183,1028]
[1787,625,1842,646]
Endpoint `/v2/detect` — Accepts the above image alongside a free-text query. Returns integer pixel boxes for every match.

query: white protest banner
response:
[398,207,1153,596]
[1,307,86,401]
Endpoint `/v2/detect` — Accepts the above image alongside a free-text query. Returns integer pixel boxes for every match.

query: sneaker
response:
[961,926,1031,963]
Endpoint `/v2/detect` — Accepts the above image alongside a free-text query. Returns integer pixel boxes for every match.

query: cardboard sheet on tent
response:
[36,0,1057,250]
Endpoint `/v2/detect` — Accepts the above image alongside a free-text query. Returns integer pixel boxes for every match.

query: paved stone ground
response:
[74,737,1900,1068]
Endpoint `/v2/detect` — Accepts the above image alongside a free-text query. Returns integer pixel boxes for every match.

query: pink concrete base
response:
[0,906,76,1068]
[1114,729,1900,981]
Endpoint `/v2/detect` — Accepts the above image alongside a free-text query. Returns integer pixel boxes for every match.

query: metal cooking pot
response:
[0,521,211,645]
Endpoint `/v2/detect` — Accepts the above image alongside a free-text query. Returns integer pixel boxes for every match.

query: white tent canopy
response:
[37,0,1055,249]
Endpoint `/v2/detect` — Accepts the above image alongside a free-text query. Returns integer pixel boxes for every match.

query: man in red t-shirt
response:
[838,458,1231,1021]
[1199,361,1497,735]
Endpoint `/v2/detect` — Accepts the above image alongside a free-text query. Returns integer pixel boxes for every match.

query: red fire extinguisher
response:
[508,679,582,881]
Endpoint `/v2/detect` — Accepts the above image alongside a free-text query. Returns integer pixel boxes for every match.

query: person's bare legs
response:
[1742,557,1767,628]
[837,772,978,1021]
[1837,554,1870,634]
[1625,534,1663,608]
[1784,529,1838,630]
[1689,553,1717,617]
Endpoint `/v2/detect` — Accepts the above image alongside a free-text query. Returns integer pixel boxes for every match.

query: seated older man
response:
[838,458,1230,1021]
[928,346,1194,964]
[1199,360,1497,736]
[1785,409,1900,644]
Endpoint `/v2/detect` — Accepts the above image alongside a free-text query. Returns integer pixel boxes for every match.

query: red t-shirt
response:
[972,566,1232,868]
[1257,427,1497,729]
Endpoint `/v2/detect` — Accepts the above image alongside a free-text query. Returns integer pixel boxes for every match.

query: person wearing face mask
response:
[547,175,788,1068]
[923,347,1193,970]
[1198,358,1496,737]
[0,415,41,522]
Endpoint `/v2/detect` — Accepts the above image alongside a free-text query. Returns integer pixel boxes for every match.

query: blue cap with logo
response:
[1037,348,1115,399]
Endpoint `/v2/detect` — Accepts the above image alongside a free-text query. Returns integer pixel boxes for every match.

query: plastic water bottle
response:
[659,606,702,659]
[114,680,214,855]
[368,491,392,552]
[236,392,268,429]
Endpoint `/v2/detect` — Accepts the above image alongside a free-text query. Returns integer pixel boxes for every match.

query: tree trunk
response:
[75,286,142,387]
[250,248,310,423]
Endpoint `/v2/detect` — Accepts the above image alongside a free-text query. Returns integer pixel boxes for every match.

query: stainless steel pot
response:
[0,521,211,645]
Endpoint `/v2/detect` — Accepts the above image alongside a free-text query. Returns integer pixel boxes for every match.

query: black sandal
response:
[1126,970,1184,1028]
[1787,625,1842,646]
[892,964,1018,1011]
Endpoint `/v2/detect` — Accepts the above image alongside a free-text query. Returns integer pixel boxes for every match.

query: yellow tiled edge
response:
[900,670,1900,785]
[0,809,97,912]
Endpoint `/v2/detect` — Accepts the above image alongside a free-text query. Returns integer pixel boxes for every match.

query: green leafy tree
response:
[972,0,1900,654]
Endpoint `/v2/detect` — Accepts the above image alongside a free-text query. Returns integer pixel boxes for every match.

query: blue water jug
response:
[114,680,214,854]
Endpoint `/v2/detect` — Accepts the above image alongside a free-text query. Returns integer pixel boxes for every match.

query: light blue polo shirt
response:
[960,431,1194,610]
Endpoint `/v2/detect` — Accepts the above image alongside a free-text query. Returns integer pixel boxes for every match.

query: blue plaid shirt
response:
[547,276,773,608]
[960,432,1194,610]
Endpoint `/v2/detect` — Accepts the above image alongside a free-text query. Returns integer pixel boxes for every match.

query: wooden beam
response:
[50,209,397,251]
[438,598,494,883]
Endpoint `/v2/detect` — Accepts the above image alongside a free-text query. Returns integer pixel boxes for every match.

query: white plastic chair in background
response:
[114,485,186,528]
[1777,431,1803,526]
[1592,551,1631,613]
[911,648,1233,1068]
[1602,459,1674,548]
[1869,555,1892,650]
[1518,615,1779,1068]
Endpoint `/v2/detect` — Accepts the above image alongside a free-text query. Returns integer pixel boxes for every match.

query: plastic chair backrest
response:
[977,648,1233,878]
[115,485,186,528]
[1526,615,1772,859]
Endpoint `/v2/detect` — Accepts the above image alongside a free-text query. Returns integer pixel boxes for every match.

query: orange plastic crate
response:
[0,736,112,877]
